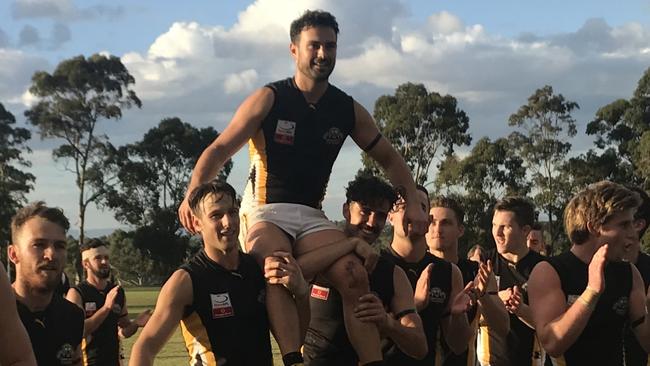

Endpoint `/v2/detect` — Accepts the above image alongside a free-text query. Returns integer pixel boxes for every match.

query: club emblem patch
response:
[211,293,234,319]
[84,302,97,317]
[311,285,330,301]
[274,120,296,145]
[323,127,345,145]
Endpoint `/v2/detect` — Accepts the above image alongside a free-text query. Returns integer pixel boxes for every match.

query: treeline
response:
[1,53,648,284]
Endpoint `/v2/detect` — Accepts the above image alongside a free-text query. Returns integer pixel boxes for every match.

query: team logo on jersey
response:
[429,287,447,303]
[612,296,629,316]
[211,293,235,319]
[274,120,296,145]
[323,127,345,145]
[311,285,330,301]
[85,302,97,317]
[56,343,76,365]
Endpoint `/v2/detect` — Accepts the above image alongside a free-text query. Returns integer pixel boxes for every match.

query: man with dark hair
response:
[66,238,150,365]
[131,180,309,366]
[527,223,547,255]
[529,181,650,365]
[301,175,427,365]
[384,186,473,365]
[623,186,650,366]
[426,196,509,366]
[177,9,427,366]
[481,197,545,366]
[8,201,84,366]
[0,265,37,366]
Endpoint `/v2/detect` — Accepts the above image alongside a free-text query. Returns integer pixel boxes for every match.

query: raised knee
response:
[329,259,369,298]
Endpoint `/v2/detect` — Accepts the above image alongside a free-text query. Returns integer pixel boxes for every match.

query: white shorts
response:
[239,203,341,251]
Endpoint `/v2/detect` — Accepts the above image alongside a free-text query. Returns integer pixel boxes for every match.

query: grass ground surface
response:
[122,287,283,365]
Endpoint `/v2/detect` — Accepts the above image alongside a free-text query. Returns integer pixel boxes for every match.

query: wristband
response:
[577,286,600,310]
[631,315,646,329]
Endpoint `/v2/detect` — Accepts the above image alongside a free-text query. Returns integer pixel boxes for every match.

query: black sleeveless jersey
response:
[486,248,545,366]
[547,251,632,366]
[439,258,479,366]
[382,249,452,365]
[16,295,84,366]
[625,252,650,366]
[303,257,395,365]
[178,250,271,366]
[71,281,126,366]
[243,77,355,209]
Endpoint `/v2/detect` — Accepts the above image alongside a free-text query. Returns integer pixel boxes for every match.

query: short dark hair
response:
[11,201,70,244]
[627,186,650,239]
[80,238,107,253]
[494,196,536,227]
[430,196,465,226]
[346,175,397,208]
[531,222,543,231]
[290,10,339,43]
[188,180,238,216]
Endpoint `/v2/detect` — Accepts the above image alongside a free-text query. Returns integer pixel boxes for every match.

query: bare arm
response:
[0,267,37,366]
[382,266,427,359]
[350,101,427,235]
[297,237,377,281]
[440,264,472,354]
[528,253,604,357]
[117,299,152,339]
[630,264,650,351]
[67,287,121,337]
[179,87,275,232]
[129,270,193,366]
[475,264,509,337]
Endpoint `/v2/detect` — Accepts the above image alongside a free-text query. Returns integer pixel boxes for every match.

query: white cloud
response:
[12,0,124,22]
[224,69,258,95]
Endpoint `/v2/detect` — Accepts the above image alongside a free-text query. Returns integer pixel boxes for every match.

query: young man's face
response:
[343,199,391,244]
[193,193,240,252]
[291,26,337,82]
[84,246,111,279]
[9,217,67,292]
[492,210,530,255]
[597,208,637,262]
[389,190,429,240]
[526,230,545,254]
[426,207,464,252]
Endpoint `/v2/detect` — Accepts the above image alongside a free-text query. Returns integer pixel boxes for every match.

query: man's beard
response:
[91,266,111,279]
[26,263,61,293]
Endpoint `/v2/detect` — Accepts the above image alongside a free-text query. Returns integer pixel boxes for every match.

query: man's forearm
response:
[84,306,112,336]
[187,145,228,194]
[383,315,427,359]
[129,343,154,366]
[539,296,596,356]
[478,295,510,336]
[516,303,535,329]
[443,313,471,354]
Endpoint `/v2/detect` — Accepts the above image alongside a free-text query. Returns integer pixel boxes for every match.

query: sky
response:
[1,0,649,234]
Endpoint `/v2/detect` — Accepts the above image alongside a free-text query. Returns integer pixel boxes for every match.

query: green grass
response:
[122,287,283,365]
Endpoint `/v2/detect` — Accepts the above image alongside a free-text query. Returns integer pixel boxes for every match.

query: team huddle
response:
[3,9,650,366]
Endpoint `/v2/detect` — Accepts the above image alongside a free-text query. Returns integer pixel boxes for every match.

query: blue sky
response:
[1,0,649,233]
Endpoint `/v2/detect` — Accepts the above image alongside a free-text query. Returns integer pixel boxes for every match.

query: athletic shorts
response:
[239,203,340,251]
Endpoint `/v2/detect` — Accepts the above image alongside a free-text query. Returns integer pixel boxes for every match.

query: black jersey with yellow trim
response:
[548,251,632,366]
[179,249,272,366]
[243,77,355,209]
[382,249,452,365]
[71,281,126,366]
[437,258,479,366]
[485,248,545,366]
[625,252,650,366]
[304,256,395,365]
[16,294,84,366]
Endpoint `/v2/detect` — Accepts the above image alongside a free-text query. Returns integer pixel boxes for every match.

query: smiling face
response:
[343,199,391,244]
[291,25,337,82]
[426,206,464,252]
[596,208,638,262]
[9,217,67,292]
[193,192,240,253]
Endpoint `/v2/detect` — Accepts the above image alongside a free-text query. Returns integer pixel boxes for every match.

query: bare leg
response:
[297,230,383,363]
[246,222,301,357]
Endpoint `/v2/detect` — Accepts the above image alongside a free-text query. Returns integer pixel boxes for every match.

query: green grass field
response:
[122,287,283,365]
